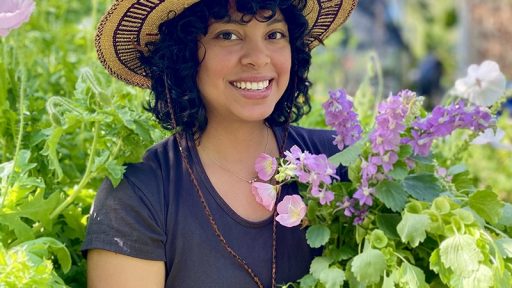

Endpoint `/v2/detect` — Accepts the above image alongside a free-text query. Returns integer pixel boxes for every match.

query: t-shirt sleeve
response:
[81,167,166,261]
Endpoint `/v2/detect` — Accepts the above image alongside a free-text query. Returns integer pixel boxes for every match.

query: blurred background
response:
[0,0,511,286]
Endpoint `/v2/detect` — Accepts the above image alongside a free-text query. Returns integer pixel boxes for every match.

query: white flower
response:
[454,60,506,107]
[471,128,505,145]
[0,0,35,37]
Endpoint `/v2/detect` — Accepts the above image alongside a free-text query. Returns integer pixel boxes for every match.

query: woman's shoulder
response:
[123,135,178,187]
[285,125,338,157]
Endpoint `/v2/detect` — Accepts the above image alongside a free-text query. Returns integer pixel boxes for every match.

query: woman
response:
[83,0,357,287]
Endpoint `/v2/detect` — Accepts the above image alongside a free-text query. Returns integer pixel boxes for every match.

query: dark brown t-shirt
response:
[82,125,348,287]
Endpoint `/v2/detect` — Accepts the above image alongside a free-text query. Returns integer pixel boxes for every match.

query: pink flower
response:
[254,153,277,181]
[0,0,35,37]
[275,195,307,227]
[251,182,277,211]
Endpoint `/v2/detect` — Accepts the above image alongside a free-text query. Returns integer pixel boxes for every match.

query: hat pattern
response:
[96,0,358,88]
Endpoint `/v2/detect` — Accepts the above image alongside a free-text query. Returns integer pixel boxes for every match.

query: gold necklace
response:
[203,127,269,184]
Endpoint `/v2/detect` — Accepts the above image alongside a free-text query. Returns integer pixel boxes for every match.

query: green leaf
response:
[468,189,504,225]
[298,274,317,288]
[410,155,434,164]
[388,161,409,180]
[396,212,430,247]
[382,272,396,288]
[456,264,494,288]
[429,249,451,284]
[451,171,475,192]
[447,164,466,175]
[310,256,332,279]
[117,108,152,141]
[398,144,413,158]
[16,237,72,273]
[495,238,512,258]
[498,203,512,227]
[106,161,126,187]
[0,189,61,245]
[0,214,34,244]
[329,136,366,166]
[375,180,408,212]
[439,234,483,274]
[318,267,345,288]
[399,262,428,288]
[493,266,512,288]
[369,229,388,248]
[40,126,64,180]
[402,173,443,201]
[376,213,401,239]
[350,248,386,285]
[0,161,14,179]
[337,246,357,260]
[306,225,330,248]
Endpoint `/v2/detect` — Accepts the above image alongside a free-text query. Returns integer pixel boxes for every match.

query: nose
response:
[240,39,270,68]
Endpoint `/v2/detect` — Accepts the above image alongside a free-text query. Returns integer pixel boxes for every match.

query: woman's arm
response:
[87,249,165,288]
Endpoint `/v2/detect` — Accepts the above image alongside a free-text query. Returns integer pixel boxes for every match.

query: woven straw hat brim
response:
[96,0,358,89]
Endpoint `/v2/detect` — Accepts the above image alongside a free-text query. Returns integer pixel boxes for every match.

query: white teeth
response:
[232,80,270,90]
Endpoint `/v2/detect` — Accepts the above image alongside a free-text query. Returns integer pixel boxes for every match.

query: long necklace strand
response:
[164,76,273,288]
[203,126,269,184]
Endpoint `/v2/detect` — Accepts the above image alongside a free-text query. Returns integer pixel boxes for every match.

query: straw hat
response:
[95,0,358,88]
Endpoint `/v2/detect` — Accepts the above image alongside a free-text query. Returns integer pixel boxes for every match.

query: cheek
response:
[276,49,292,82]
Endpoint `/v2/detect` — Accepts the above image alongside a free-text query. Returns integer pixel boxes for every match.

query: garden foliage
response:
[1,0,165,286]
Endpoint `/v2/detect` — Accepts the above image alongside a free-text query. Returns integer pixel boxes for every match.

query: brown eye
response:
[217,31,240,40]
[268,31,286,40]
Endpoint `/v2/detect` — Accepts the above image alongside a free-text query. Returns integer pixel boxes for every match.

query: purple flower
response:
[311,186,335,205]
[408,100,494,156]
[353,208,369,225]
[369,92,411,155]
[372,151,399,173]
[303,153,338,185]
[361,157,379,182]
[337,197,357,217]
[353,185,375,206]
[323,89,363,150]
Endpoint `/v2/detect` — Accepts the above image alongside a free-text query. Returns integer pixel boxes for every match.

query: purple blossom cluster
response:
[337,197,368,225]
[339,91,415,224]
[283,146,338,205]
[406,100,494,156]
[340,90,416,224]
[323,89,363,150]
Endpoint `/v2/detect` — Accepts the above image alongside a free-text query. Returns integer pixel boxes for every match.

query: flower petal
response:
[254,153,277,181]
[251,182,277,211]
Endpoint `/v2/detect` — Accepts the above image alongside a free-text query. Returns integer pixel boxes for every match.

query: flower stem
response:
[0,71,26,209]
[49,121,100,219]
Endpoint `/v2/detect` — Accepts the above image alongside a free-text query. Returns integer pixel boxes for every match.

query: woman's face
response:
[196,10,292,124]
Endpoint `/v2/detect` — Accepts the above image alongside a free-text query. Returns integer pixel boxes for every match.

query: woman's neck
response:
[198,120,275,161]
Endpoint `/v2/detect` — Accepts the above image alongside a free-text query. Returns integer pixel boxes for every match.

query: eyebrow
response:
[216,15,286,26]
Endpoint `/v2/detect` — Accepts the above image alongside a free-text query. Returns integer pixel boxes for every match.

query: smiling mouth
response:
[231,79,272,91]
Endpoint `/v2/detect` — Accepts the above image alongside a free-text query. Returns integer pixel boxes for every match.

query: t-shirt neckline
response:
[186,126,284,228]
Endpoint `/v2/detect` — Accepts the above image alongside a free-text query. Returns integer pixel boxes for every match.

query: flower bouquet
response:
[253,60,512,287]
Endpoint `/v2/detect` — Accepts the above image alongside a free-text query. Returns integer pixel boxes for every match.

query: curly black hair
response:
[140,0,312,135]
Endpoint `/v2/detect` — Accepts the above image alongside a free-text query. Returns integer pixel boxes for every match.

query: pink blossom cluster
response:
[251,146,339,227]
[323,89,363,150]
[406,100,494,156]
